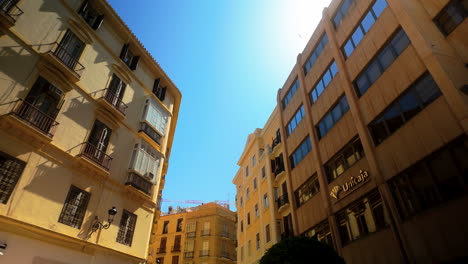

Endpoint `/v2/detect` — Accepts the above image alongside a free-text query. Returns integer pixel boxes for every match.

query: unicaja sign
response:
[330,170,369,200]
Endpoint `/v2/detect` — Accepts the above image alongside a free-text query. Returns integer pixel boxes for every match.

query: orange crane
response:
[161,199,235,207]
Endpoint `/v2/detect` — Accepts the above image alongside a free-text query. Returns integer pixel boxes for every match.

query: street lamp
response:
[91,206,117,233]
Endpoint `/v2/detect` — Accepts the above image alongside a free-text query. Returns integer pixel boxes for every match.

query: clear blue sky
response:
[108,0,332,212]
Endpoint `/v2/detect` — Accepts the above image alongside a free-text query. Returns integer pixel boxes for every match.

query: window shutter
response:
[153,78,161,93]
[78,0,88,14]
[120,43,129,60]
[92,15,104,30]
[160,86,167,101]
[130,56,140,70]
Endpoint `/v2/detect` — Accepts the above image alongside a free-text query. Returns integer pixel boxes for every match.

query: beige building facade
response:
[235,0,468,263]
[0,0,181,263]
[150,203,236,264]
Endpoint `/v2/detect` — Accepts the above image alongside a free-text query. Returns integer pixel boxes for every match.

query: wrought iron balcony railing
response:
[49,42,85,77]
[201,229,210,236]
[97,88,128,115]
[171,245,181,252]
[125,172,152,195]
[0,0,23,22]
[9,99,59,138]
[274,160,285,176]
[78,142,112,170]
[220,231,230,238]
[184,251,194,259]
[276,193,289,208]
[272,133,281,149]
[199,250,209,257]
[139,122,162,145]
[186,231,196,238]
[157,247,166,254]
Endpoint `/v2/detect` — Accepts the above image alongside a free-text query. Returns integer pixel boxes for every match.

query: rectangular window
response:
[303,220,333,247]
[252,155,256,167]
[333,0,353,28]
[354,28,410,96]
[202,221,210,235]
[0,151,25,204]
[240,220,244,232]
[85,120,112,165]
[142,98,169,136]
[369,73,441,145]
[58,185,90,229]
[265,224,271,242]
[342,0,388,58]
[116,210,137,246]
[159,237,167,252]
[286,105,305,136]
[78,1,104,30]
[316,95,350,139]
[56,30,85,70]
[173,235,181,251]
[152,78,167,101]
[240,246,244,261]
[310,61,339,103]
[246,188,250,199]
[119,43,140,70]
[389,136,468,220]
[303,34,329,74]
[282,78,300,108]
[253,178,257,189]
[256,233,260,249]
[245,166,249,177]
[176,218,183,232]
[171,256,179,264]
[261,166,266,178]
[434,0,468,35]
[157,258,164,264]
[247,212,251,225]
[163,221,169,234]
[263,193,268,208]
[295,174,320,207]
[128,141,161,181]
[254,204,259,217]
[336,189,389,245]
[325,138,365,182]
[289,137,312,169]
[240,196,243,207]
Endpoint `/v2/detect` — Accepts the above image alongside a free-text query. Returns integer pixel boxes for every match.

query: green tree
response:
[259,236,345,264]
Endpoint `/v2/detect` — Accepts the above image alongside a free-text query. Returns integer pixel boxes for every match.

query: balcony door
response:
[57,30,85,69]
[0,0,19,13]
[87,120,111,161]
[107,74,126,106]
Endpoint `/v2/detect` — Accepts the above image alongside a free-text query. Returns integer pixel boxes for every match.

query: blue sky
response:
[108,0,332,211]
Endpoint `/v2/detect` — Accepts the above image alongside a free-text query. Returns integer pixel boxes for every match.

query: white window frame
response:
[128,140,161,182]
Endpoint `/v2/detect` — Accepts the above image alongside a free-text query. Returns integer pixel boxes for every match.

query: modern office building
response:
[235,0,468,263]
[149,203,236,264]
[0,0,181,263]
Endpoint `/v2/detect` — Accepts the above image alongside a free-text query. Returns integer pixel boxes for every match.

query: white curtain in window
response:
[145,99,169,136]
[130,142,161,179]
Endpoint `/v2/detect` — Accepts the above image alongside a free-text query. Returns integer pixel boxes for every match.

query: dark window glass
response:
[413,74,442,106]
[295,174,320,207]
[317,95,350,138]
[290,137,312,168]
[398,91,421,121]
[434,0,467,35]
[282,79,300,108]
[370,117,388,144]
[391,29,411,55]
[366,60,382,84]
[303,220,333,247]
[58,186,90,229]
[331,104,343,122]
[378,46,396,69]
[310,61,339,103]
[356,75,370,96]
[383,104,404,134]
[304,34,329,74]
[0,152,25,204]
[429,150,464,200]
[116,210,137,246]
[362,12,376,32]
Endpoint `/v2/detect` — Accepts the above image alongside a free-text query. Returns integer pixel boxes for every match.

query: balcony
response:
[171,245,181,252]
[76,142,112,171]
[42,42,85,82]
[276,193,290,211]
[220,252,231,260]
[125,171,152,196]
[271,131,282,152]
[186,231,196,238]
[157,247,166,254]
[201,229,210,236]
[139,121,162,146]
[199,250,210,257]
[0,0,23,28]
[184,251,194,259]
[220,231,230,238]
[95,89,128,121]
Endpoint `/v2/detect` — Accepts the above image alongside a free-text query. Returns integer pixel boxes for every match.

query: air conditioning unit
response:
[143,172,154,181]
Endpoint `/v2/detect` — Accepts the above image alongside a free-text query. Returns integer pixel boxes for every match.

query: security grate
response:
[58,185,90,229]
[0,151,25,204]
[117,210,137,246]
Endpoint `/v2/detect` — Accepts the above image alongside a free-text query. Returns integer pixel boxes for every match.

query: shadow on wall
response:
[60,95,94,135]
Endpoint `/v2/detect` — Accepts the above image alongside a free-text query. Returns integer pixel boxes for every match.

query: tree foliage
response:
[259,236,345,264]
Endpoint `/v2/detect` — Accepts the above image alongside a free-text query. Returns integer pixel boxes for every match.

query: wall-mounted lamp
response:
[0,243,7,256]
[91,206,117,233]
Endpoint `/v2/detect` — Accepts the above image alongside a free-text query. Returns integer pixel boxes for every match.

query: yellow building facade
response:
[150,203,236,264]
[235,0,468,263]
[0,0,181,263]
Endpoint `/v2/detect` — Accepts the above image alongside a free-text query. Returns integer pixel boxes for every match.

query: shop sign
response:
[330,170,369,200]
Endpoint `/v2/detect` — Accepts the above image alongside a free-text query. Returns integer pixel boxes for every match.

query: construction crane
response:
[161,199,235,207]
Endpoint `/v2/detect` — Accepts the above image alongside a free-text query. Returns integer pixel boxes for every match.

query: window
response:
[282,78,300,108]
[252,155,256,167]
[58,185,90,229]
[201,240,209,256]
[303,220,333,247]
[56,30,85,71]
[240,246,244,261]
[342,0,388,58]
[185,239,194,254]
[152,78,167,101]
[254,204,259,217]
[310,61,339,103]
[159,237,167,253]
[265,224,271,242]
[85,120,112,167]
[186,222,196,237]
[354,28,410,96]
[256,233,260,249]
[142,98,169,137]
[333,0,353,28]
[202,221,210,235]
[289,137,312,169]
[240,196,243,207]
[286,105,305,136]
[245,166,249,177]
[295,174,320,207]
[317,95,350,139]
[263,193,268,208]
[119,43,140,70]
[106,74,127,110]
[0,151,25,204]
[369,73,441,145]
[176,218,183,232]
[247,212,251,225]
[389,136,468,220]
[246,188,250,199]
[253,178,257,190]
[434,0,468,35]
[325,138,365,182]
[156,258,164,264]
[336,190,389,245]
[78,1,104,30]
[116,210,137,246]
[240,220,244,232]
[173,235,181,251]
[128,141,161,180]
[303,34,329,74]
[261,166,266,178]
[171,256,179,264]
[163,221,169,234]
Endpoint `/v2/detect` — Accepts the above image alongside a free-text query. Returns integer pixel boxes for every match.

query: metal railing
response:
[274,160,285,176]
[184,251,194,259]
[157,247,166,254]
[139,122,162,145]
[78,142,112,170]
[49,42,85,77]
[199,250,209,257]
[97,89,128,115]
[220,231,230,238]
[171,245,181,252]
[0,0,23,22]
[220,251,229,259]
[9,99,59,138]
[276,193,289,208]
[186,231,196,238]
[125,172,152,195]
[201,229,210,236]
